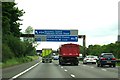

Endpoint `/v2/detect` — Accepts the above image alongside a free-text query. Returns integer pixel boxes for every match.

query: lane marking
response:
[64,69,67,72]
[9,62,40,80]
[61,66,63,68]
[78,64,80,65]
[90,66,94,68]
[101,69,107,71]
[70,74,75,78]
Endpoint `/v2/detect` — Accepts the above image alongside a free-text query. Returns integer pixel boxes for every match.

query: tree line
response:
[80,42,120,59]
[2,2,36,62]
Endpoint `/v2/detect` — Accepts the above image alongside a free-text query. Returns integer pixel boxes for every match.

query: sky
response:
[15,0,119,50]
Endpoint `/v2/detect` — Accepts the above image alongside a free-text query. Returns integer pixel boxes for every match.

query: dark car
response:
[97,53,116,67]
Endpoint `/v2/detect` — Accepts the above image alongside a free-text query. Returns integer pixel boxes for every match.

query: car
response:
[97,53,116,67]
[83,55,97,64]
[52,55,59,60]
[93,56,99,60]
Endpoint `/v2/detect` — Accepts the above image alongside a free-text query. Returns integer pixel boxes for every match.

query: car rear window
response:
[103,54,115,58]
[87,56,94,58]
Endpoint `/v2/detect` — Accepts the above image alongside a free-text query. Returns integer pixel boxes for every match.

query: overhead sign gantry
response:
[20,29,86,57]
[34,29,78,42]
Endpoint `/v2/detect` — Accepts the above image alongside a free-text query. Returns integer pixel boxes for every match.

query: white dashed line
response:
[70,74,75,78]
[64,69,67,72]
[101,69,107,71]
[61,66,63,68]
[9,62,40,80]
[90,67,94,68]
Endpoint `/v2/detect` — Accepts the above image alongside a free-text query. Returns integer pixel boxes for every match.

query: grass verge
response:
[2,56,39,68]
[117,62,120,66]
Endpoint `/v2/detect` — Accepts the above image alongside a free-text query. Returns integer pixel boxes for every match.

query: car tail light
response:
[94,59,97,60]
[112,58,116,60]
[101,58,106,60]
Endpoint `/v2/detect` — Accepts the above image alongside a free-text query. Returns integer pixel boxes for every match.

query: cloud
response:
[15,0,119,49]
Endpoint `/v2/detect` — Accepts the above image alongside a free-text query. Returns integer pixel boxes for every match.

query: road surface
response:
[2,59,119,80]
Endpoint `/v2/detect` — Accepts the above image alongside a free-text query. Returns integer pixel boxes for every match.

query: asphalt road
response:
[2,59,119,80]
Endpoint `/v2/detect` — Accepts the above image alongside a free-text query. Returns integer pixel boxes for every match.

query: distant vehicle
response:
[53,53,56,56]
[53,55,59,60]
[79,54,83,60]
[41,48,53,63]
[59,43,80,65]
[83,55,97,64]
[97,53,116,67]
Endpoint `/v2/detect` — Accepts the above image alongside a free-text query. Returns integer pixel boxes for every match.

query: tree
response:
[2,2,25,61]
[2,2,24,37]
[87,45,102,56]
[24,26,39,47]
[86,42,120,59]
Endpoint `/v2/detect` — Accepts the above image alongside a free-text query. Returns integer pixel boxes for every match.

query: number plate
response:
[90,59,92,61]
[107,61,111,63]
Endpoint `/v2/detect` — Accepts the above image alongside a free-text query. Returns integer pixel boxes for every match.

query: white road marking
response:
[78,64,80,65]
[90,66,94,68]
[64,69,67,72]
[61,66,63,68]
[101,69,107,71]
[70,74,75,78]
[9,62,40,80]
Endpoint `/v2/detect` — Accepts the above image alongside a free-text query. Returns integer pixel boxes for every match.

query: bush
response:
[2,43,14,62]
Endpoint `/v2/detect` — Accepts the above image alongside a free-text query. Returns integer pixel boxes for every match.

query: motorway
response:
[2,58,119,80]
[11,60,119,79]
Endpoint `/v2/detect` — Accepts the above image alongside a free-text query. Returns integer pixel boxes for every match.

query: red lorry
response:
[59,43,80,65]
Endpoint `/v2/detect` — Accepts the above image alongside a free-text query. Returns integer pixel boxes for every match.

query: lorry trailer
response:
[59,43,80,65]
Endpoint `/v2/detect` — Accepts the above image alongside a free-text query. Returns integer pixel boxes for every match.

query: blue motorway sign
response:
[35,36,78,42]
[35,30,70,35]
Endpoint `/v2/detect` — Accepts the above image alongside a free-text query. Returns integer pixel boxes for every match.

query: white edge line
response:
[9,62,40,80]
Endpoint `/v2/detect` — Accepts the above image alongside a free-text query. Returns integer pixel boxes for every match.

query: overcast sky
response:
[15,0,119,50]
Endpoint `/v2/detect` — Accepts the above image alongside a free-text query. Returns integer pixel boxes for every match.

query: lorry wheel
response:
[42,61,44,63]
